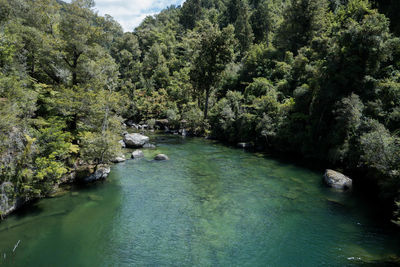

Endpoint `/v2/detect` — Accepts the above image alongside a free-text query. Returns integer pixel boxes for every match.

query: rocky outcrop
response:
[123,133,149,148]
[132,150,144,159]
[83,167,111,183]
[0,182,19,217]
[324,169,352,190]
[154,154,169,161]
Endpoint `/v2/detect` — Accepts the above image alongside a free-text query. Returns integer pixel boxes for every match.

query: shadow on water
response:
[0,134,399,266]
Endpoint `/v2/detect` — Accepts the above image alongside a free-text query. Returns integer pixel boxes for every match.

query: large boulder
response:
[132,150,144,159]
[324,169,352,190]
[84,167,111,183]
[154,154,169,161]
[123,133,149,148]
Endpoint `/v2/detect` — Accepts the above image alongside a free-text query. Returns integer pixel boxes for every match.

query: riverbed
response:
[0,135,399,266]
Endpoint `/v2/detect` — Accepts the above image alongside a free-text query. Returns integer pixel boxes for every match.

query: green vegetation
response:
[1,0,400,224]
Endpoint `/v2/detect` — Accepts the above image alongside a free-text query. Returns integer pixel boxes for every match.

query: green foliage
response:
[79,130,121,167]
[2,0,400,225]
[190,23,236,118]
[275,0,330,54]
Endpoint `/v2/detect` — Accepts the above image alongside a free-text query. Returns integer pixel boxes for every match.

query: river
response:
[0,135,399,266]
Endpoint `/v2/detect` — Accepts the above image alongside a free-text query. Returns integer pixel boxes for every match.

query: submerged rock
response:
[132,150,144,159]
[84,167,111,183]
[324,169,352,190]
[143,143,156,149]
[123,133,149,148]
[154,154,169,161]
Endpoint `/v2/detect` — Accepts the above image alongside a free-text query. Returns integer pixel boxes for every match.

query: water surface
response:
[0,135,399,266]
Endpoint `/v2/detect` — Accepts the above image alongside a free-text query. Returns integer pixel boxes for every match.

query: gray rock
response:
[324,169,352,190]
[112,155,126,163]
[84,167,111,183]
[179,129,188,136]
[126,120,135,127]
[0,182,18,217]
[119,140,126,148]
[154,154,169,161]
[132,150,144,159]
[123,133,149,148]
[143,143,156,149]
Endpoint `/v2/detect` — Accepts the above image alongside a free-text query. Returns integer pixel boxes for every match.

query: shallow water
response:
[0,135,399,266]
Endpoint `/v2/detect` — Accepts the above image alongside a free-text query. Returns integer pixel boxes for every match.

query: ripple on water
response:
[0,135,399,266]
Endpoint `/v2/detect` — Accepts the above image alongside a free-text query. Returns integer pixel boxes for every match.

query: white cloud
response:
[65,0,185,32]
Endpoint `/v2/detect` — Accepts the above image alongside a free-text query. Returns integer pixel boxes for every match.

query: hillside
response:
[1,0,400,224]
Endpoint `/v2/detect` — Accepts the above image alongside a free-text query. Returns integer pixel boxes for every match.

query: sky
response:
[65,0,186,32]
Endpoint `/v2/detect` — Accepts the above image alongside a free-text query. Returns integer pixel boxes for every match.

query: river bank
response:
[1,135,400,266]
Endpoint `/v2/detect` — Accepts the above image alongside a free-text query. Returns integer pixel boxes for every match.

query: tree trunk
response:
[204,88,210,119]
[72,51,82,86]
[72,55,78,86]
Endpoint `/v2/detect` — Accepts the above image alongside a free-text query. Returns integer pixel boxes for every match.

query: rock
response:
[112,155,126,163]
[324,169,352,190]
[154,154,169,161]
[123,133,149,148]
[119,140,126,148]
[0,182,18,217]
[143,143,156,149]
[60,172,77,184]
[179,129,187,136]
[156,119,169,130]
[237,142,254,149]
[84,167,111,183]
[131,150,144,159]
[126,120,135,127]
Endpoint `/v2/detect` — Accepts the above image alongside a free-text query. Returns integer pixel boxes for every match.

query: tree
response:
[250,0,273,44]
[190,23,236,118]
[179,0,203,29]
[275,0,329,54]
[234,0,254,53]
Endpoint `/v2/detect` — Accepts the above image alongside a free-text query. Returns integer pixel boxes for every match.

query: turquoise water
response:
[0,135,399,266]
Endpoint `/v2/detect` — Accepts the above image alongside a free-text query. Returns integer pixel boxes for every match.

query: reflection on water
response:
[0,135,399,266]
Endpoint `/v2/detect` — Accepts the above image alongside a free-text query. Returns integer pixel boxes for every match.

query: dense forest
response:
[1,0,400,224]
